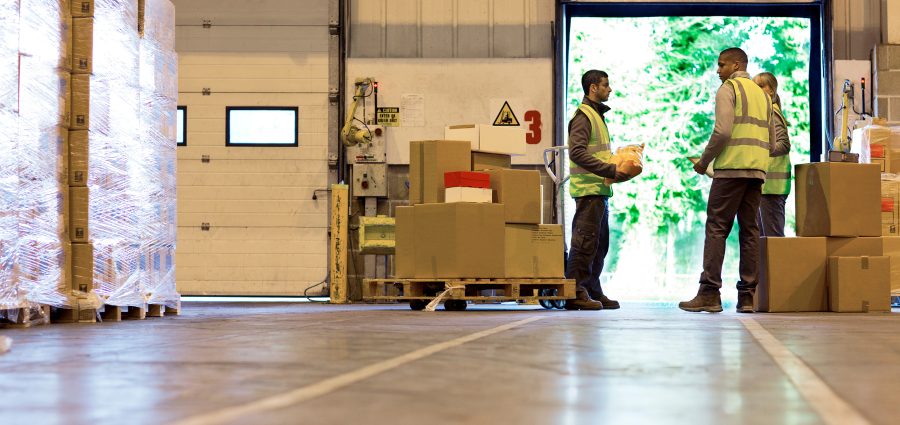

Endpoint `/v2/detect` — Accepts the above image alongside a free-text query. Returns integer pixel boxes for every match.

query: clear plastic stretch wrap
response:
[14,0,72,309]
[139,0,178,307]
[1,0,21,310]
[87,0,147,307]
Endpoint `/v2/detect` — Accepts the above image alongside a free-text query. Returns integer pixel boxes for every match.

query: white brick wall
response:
[173,1,330,295]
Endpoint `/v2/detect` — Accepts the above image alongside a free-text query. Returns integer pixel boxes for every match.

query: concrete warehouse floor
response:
[1,302,900,424]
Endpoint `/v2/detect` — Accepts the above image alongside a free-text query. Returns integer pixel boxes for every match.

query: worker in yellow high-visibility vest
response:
[679,48,790,314]
[565,70,628,311]
[752,72,792,237]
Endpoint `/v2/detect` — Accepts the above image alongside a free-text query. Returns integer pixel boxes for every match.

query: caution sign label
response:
[493,101,520,126]
[376,107,400,127]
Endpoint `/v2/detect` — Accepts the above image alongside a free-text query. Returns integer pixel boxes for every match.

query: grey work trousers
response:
[757,194,787,237]
[699,178,763,292]
[565,196,610,296]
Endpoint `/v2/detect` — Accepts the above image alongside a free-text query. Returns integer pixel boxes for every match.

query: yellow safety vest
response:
[714,77,772,173]
[762,104,791,195]
[569,103,613,198]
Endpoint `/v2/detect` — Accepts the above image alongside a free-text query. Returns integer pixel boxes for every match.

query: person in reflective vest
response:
[752,72,792,237]
[564,70,628,311]
[679,48,790,314]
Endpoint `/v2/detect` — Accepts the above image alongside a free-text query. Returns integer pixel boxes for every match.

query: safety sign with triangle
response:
[493,101,520,126]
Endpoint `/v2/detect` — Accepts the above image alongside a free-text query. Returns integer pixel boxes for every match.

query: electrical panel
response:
[346,125,386,164]
[352,163,387,197]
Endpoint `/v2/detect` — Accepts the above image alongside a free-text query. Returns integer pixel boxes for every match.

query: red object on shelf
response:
[444,171,491,189]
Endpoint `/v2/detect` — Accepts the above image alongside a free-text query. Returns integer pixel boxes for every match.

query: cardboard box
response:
[881,237,900,294]
[757,237,828,312]
[445,124,526,155]
[409,140,471,204]
[795,163,880,237]
[72,0,94,17]
[72,242,93,292]
[882,179,900,236]
[445,171,490,189]
[70,187,89,243]
[825,237,883,257]
[445,187,493,203]
[70,73,89,130]
[472,151,511,171]
[859,125,900,172]
[71,18,92,74]
[394,206,415,278]
[504,224,565,278]
[827,256,891,312]
[485,169,541,224]
[69,130,88,186]
[413,203,505,278]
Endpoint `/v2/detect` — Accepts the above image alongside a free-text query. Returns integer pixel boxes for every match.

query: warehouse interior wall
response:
[172,0,331,296]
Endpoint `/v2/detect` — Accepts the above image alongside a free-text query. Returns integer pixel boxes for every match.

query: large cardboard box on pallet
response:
[70,73,90,130]
[485,169,541,224]
[827,256,891,312]
[72,242,93,292]
[757,237,828,312]
[409,140,470,204]
[504,224,565,278]
[71,17,93,74]
[69,130,88,186]
[70,186,89,243]
[394,206,415,278]
[881,237,900,294]
[413,203,505,278]
[795,163,881,237]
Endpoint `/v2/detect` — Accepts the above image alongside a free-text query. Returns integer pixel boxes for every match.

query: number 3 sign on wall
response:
[524,110,542,144]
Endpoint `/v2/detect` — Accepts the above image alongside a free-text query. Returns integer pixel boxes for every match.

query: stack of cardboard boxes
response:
[759,162,894,312]
[395,125,565,281]
[69,0,94,298]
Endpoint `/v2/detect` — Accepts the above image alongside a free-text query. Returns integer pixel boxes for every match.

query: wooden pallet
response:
[101,304,148,322]
[147,300,181,317]
[363,278,576,302]
[0,304,51,328]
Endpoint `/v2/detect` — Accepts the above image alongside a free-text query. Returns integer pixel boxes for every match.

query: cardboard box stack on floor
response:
[395,133,563,280]
[759,162,892,312]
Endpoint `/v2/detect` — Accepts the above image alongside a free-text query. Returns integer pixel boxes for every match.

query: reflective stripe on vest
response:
[714,77,771,172]
[762,105,791,195]
[569,103,613,198]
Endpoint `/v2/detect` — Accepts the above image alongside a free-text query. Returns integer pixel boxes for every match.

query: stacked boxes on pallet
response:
[395,124,564,281]
[0,0,20,312]
[759,162,893,312]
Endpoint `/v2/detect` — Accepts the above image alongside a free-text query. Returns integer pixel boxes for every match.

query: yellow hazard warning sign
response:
[493,101,520,126]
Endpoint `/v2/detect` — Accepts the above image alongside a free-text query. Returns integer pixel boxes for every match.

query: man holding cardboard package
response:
[565,70,628,311]
[679,48,790,313]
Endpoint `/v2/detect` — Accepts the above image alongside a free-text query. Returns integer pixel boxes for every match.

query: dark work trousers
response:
[757,194,787,237]
[566,196,610,296]
[699,178,764,292]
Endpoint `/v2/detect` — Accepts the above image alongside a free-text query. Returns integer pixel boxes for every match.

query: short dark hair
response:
[582,70,609,94]
[719,47,748,65]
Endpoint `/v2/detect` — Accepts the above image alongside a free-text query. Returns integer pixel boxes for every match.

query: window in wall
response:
[225,106,299,147]
[177,105,186,146]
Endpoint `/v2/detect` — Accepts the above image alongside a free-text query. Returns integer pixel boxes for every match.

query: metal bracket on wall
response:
[202,19,212,29]
[202,88,211,96]
[329,22,340,36]
[201,223,210,231]
[328,88,339,104]
[201,155,210,163]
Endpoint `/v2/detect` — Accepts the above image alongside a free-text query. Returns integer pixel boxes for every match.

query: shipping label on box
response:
[757,237,828,312]
[795,163,881,237]
[413,203,505,278]
[445,187,493,203]
[485,169,541,224]
[827,256,891,312]
[504,224,565,278]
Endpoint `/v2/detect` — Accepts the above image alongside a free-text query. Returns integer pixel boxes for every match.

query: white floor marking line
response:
[739,317,871,425]
[172,316,545,425]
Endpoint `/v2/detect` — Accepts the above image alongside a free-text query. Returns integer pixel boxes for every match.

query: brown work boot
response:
[565,288,603,311]
[587,289,620,309]
[736,290,755,313]
[678,285,723,313]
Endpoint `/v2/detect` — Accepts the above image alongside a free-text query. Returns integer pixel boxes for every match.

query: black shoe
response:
[565,288,603,311]
[678,286,723,313]
[736,291,754,313]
